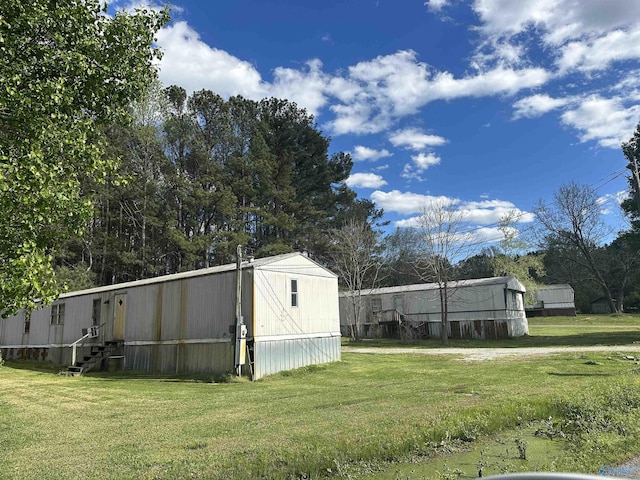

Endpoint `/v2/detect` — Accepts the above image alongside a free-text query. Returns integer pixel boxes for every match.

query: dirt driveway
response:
[342,345,640,361]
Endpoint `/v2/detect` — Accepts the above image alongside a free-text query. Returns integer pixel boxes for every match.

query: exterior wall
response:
[339,277,528,340]
[591,299,612,314]
[1,293,110,365]
[252,335,340,380]
[251,256,341,379]
[528,285,576,317]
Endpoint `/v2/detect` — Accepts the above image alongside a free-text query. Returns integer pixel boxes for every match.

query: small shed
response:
[0,252,340,379]
[590,297,614,314]
[339,276,528,340]
[526,284,576,317]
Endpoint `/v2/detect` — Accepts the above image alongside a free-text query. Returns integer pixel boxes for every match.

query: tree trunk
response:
[616,285,625,313]
[439,284,449,346]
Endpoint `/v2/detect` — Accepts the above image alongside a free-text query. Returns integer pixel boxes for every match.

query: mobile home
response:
[0,252,340,379]
[526,284,576,317]
[339,276,528,340]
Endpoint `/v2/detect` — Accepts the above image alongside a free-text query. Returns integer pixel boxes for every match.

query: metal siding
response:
[123,343,234,374]
[253,335,341,379]
[533,286,575,309]
[340,280,528,339]
[184,271,239,339]
[161,282,181,340]
[253,270,339,337]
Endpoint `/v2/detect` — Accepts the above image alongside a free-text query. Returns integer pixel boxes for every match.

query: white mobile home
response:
[339,276,528,340]
[526,284,576,317]
[0,253,340,380]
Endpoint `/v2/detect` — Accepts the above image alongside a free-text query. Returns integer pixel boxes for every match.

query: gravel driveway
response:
[342,345,640,361]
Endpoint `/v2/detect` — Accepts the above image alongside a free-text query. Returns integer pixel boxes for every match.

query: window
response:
[24,310,31,334]
[92,298,101,326]
[370,297,382,312]
[50,303,65,325]
[291,279,298,307]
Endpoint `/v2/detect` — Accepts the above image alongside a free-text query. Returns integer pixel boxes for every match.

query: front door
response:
[113,294,127,341]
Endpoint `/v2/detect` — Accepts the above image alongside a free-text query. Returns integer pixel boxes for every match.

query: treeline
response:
[57,85,378,287]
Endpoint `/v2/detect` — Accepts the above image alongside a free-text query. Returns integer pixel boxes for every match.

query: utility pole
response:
[234,245,247,376]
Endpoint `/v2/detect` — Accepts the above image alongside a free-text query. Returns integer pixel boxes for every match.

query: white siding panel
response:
[253,335,340,380]
[256,255,336,279]
[253,270,339,337]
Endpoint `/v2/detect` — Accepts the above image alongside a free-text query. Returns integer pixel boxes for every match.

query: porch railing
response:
[71,322,105,366]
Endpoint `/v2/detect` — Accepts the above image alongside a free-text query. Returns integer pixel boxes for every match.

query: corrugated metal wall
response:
[340,281,529,339]
[253,335,341,380]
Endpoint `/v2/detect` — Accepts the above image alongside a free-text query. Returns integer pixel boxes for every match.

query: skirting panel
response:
[253,335,341,380]
[125,342,234,374]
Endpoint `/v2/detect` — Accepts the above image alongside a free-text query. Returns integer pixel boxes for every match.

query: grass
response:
[3,344,640,479]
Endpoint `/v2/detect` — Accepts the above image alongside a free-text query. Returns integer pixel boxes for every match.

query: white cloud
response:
[557,26,640,73]
[473,0,640,45]
[270,60,331,116]
[345,173,388,189]
[389,128,447,150]
[401,152,442,180]
[458,205,535,224]
[155,21,553,137]
[472,0,640,72]
[370,190,459,215]
[155,23,331,117]
[597,190,629,215]
[512,94,572,119]
[155,22,266,100]
[427,67,550,100]
[412,152,441,170]
[352,145,393,162]
[326,50,551,135]
[425,0,449,12]
[560,95,640,148]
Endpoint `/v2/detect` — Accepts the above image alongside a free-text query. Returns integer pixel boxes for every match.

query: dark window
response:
[291,279,298,307]
[92,299,101,326]
[50,303,65,325]
[371,297,382,312]
[24,311,31,334]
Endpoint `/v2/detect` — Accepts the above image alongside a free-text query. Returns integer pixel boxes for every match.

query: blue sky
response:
[115,0,639,245]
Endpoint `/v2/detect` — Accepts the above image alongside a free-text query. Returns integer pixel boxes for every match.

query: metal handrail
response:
[71,322,106,366]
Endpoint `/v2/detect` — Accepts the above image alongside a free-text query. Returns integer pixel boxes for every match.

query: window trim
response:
[291,279,299,307]
[92,298,101,326]
[50,303,65,325]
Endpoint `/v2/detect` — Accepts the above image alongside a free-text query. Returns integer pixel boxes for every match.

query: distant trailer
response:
[526,284,576,317]
[339,276,528,340]
[0,252,340,380]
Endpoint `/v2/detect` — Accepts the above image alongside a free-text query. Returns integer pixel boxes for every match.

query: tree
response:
[328,219,384,340]
[622,124,640,229]
[455,250,495,280]
[0,1,168,315]
[535,182,620,313]
[412,200,474,345]
[491,211,545,304]
[380,228,426,286]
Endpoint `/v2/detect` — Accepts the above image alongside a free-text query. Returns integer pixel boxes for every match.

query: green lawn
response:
[2,342,640,478]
